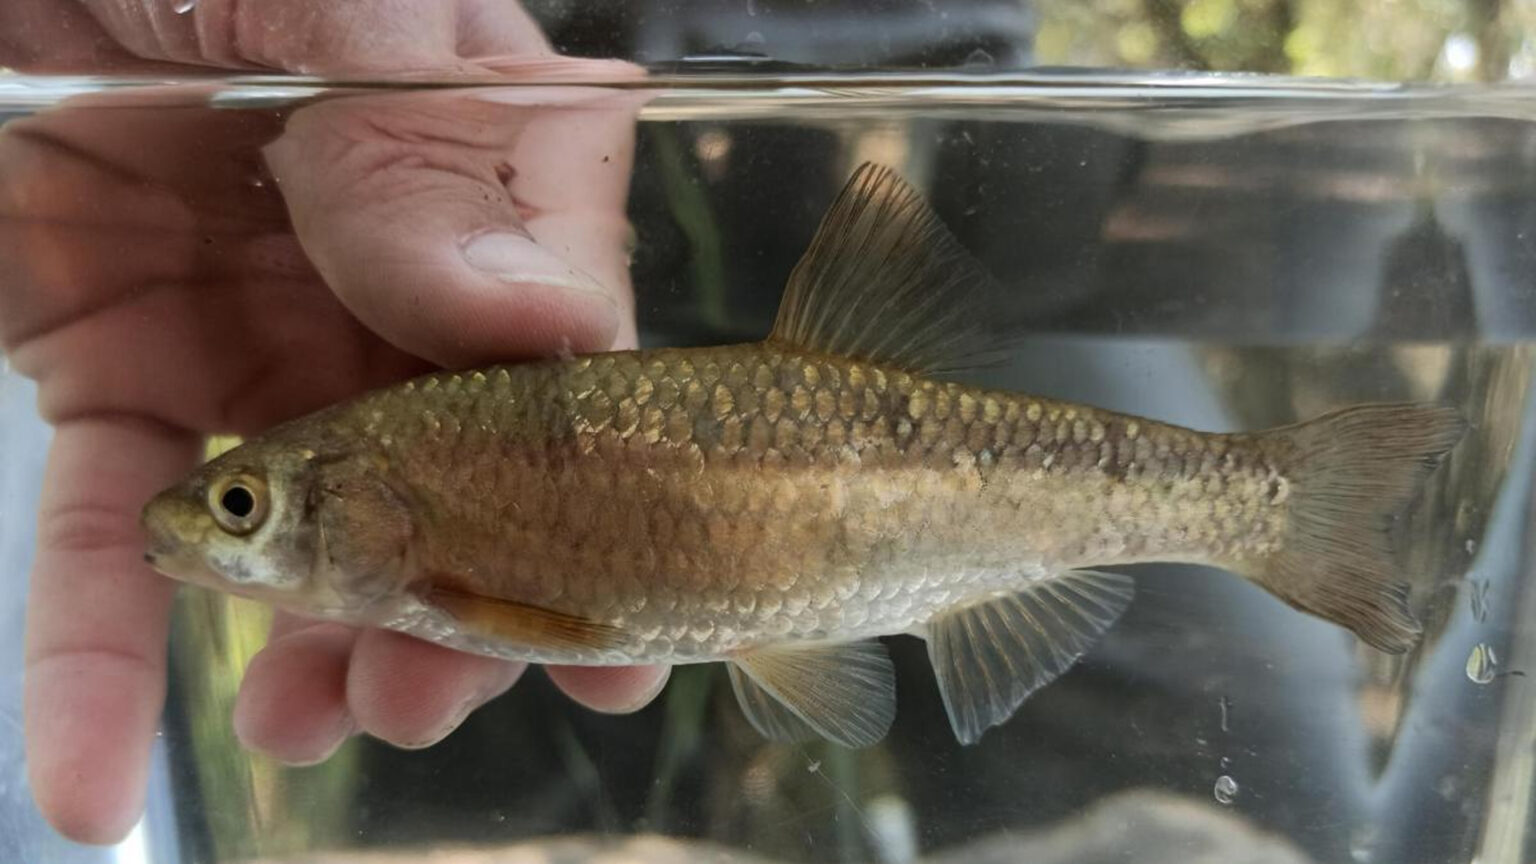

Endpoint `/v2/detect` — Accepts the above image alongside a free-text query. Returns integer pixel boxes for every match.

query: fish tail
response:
[1242,403,1466,653]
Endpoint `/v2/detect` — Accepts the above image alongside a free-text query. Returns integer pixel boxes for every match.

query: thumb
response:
[265,84,637,369]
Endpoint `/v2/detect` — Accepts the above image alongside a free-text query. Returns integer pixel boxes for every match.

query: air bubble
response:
[1213,774,1239,805]
[1466,643,1497,684]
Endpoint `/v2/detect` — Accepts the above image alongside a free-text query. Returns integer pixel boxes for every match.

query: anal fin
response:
[925,570,1134,745]
[727,666,820,743]
[424,585,626,653]
[729,640,896,749]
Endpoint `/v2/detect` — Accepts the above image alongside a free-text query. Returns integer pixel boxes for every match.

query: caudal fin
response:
[1247,403,1465,653]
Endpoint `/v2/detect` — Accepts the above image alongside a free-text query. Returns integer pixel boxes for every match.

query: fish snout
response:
[139,488,198,572]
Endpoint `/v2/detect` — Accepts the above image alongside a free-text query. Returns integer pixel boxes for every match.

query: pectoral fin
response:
[924,570,1134,745]
[728,640,896,748]
[424,585,626,653]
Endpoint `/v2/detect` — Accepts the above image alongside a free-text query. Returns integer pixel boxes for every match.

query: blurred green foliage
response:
[164,435,359,859]
[171,588,361,860]
[1033,0,1536,82]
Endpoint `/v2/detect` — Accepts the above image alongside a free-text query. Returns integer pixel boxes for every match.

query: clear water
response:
[0,73,1533,864]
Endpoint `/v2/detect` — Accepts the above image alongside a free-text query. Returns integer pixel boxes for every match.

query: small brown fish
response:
[141,164,1463,747]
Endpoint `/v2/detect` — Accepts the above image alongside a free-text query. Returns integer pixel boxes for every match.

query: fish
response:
[141,162,1465,747]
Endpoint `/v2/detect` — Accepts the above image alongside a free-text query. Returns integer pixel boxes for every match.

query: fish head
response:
[140,431,403,619]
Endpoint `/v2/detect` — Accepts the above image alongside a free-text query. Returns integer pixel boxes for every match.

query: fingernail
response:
[616,666,671,714]
[261,714,358,767]
[462,231,615,301]
[401,695,482,750]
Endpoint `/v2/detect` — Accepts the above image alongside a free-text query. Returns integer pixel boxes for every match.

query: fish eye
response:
[208,473,269,536]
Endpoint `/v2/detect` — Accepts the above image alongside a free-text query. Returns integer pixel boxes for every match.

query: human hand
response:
[0,2,664,846]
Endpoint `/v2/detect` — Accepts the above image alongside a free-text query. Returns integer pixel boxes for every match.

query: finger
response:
[30,1,559,75]
[346,629,524,749]
[266,608,342,641]
[455,0,552,58]
[545,665,671,714]
[194,0,557,72]
[0,101,414,434]
[24,415,199,845]
[0,0,183,73]
[82,0,460,73]
[79,0,206,67]
[521,211,639,351]
[266,87,637,368]
[232,622,358,765]
[501,85,643,350]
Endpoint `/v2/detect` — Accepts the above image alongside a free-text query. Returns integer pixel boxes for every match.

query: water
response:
[0,72,1533,864]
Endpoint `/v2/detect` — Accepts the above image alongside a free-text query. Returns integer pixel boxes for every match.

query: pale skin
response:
[0,0,667,845]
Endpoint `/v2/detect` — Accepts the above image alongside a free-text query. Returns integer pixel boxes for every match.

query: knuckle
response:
[37,500,145,559]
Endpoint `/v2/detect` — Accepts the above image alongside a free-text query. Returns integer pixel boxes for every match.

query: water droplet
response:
[1219,756,1231,769]
[743,31,765,46]
[1465,538,1478,556]
[806,759,821,773]
[1218,695,1231,732]
[1467,643,1498,684]
[173,0,196,12]
[746,0,758,16]
[1213,774,1239,805]
[964,48,995,67]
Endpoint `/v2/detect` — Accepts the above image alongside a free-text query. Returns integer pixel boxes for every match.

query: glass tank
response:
[1,3,1534,864]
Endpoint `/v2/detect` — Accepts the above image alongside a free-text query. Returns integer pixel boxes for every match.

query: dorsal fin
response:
[769,162,1006,376]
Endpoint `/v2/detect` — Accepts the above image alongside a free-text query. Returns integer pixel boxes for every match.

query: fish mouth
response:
[139,489,210,584]
[141,526,177,569]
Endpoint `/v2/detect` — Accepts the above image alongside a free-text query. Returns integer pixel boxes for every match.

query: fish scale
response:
[327,342,1288,665]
